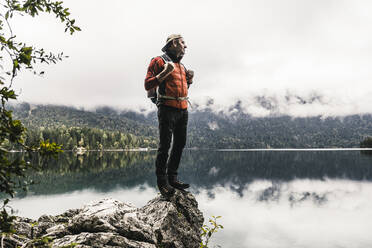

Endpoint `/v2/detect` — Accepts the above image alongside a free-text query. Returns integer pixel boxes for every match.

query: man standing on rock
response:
[144,34,194,198]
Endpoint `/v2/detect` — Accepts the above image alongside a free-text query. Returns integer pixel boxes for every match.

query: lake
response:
[7,149,372,248]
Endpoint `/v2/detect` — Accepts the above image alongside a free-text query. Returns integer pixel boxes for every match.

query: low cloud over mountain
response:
[190,89,372,118]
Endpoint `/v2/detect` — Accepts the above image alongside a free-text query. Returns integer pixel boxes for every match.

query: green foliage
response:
[0,0,79,234]
[60,243,78,248]
[28,235,53,247]
[39,139,63,157]
[24,126,157,150]
[200,216,223,248]
[0,207,16,233]
[1,1,81,82]
[360,136,372,148]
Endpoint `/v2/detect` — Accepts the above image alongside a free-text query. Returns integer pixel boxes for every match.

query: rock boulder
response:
[3,191,204,248]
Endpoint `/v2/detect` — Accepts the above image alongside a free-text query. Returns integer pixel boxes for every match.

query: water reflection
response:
[11,150,372,198]
[197,179,372,248]
[10,179,372,248]
[6,150,372,248]
[361,150,372,156]
[10,186,157,219]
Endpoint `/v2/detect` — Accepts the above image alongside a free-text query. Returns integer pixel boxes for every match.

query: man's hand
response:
[164,62,175,74]
[186,70,194,84]
[156,62,175,82]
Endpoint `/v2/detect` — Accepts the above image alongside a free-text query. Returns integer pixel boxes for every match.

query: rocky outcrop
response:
[2,191,204,248]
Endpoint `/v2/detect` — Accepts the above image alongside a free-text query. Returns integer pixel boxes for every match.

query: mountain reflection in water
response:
[198,179,372,248]
[7,150,372,248]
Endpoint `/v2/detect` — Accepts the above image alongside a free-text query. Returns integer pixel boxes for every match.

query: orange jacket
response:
[145,56,188,109]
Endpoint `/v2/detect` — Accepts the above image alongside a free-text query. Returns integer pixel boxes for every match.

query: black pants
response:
[155,105,188,177]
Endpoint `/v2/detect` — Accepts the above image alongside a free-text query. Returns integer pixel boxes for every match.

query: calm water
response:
[7,150,372,248]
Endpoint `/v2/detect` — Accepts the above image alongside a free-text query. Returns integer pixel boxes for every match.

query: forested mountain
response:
[9,103,158,150]
[11,103,157,137]
[187,110,372,148]
[9,102,372,149]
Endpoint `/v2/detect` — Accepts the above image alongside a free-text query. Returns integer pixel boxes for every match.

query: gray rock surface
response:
[3,191,204,248]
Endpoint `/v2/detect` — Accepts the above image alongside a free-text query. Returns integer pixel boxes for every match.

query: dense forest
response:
[9,102,372,149]
[8,103,157,150]
[187,110,372,148]
[360,137,372,148]
[23,126,157,150]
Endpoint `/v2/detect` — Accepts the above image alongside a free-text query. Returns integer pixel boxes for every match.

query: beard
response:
[166,49,184,62]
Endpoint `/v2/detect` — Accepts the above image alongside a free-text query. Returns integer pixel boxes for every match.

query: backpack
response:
[147,54,188,104]
[147,54,172,104]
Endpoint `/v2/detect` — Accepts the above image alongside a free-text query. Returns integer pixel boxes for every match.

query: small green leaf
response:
[13,60,19,68]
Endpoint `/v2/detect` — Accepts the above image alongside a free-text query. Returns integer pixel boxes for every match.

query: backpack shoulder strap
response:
[180,62,187,73]
[160,54,187,71]
[160,54,172,63]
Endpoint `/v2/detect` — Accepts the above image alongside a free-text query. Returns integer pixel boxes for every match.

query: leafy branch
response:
[0,0,79,234]
[200,216,224,248]
[0,0,81,85]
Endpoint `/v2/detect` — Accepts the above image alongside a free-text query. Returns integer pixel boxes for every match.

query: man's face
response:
[171,38,187,57]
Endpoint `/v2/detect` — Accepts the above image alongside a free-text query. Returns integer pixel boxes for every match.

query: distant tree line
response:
[10,103,157,137]
[360,137,372,148]
[3,126,157,150]
[9,103,372,149]
[187,111,372,148]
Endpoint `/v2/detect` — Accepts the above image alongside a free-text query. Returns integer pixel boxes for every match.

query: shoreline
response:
[8,147,372,153]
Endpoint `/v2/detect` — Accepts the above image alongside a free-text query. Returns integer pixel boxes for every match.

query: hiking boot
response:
[157,175,175,198]
[168,175,190,190]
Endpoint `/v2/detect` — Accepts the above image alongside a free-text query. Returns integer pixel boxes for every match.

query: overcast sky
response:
[7,0,372,116]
